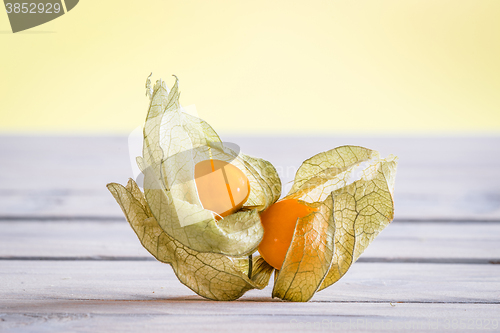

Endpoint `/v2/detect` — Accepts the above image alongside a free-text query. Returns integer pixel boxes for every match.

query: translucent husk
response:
[107,76,397,301]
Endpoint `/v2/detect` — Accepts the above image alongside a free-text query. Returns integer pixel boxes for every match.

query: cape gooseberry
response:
[194,159,251,219]
[258,199,316,270]
[195,160,316,270]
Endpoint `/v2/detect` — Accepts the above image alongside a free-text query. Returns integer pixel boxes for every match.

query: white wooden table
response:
[1,136,499,332]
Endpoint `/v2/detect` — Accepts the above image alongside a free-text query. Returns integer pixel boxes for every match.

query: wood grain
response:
[1,221,499,259]
[1,261,499,303]
[2,301,498,333]
[1,136,500,219]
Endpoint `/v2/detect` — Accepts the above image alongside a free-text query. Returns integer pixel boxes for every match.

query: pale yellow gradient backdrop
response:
[1,0,499,135]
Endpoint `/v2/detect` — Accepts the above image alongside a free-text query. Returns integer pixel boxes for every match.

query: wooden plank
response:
[1,261,499,303]
[1,221,499,259]
[1,301,498,333]
[0,192,123,218]
[361,221,500,260]
[1,261,499,332]
[1,136,500,219]
[3,189,500,220]
[1,301,499,333]
[0,221,150,258]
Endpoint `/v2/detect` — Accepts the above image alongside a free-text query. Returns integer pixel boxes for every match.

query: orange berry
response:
[194,159,250,219]
[258,199,316,270]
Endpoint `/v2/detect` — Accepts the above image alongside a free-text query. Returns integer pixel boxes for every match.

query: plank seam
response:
[2,216,500,223]
[1,256,499,264]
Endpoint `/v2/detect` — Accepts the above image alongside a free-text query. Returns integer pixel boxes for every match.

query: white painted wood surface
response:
[1,136,499,332]
[2,261,499,303]
[1,136,500,220]
[1,221,499,259]
[2,301,498,333]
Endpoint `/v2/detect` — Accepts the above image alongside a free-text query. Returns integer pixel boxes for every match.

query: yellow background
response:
[1,0,499,135]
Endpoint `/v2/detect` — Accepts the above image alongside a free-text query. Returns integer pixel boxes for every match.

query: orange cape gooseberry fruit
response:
[194,159,251,219]
[258,199,317,270]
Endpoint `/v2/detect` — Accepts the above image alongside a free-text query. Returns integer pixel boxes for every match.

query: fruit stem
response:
[248,254,253,279]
